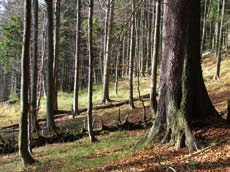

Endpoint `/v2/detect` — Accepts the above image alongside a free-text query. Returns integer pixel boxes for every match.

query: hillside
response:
[0,53,229,172]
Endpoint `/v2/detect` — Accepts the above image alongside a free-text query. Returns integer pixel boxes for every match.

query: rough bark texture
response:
[147,0,222,151]
[19,0,35,165]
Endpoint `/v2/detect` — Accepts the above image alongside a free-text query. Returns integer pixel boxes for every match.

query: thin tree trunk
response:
[31,0,39,132]
[73,0,81,117]
[129,0,136,109]
[53,0,61,112]
[87,0,96,143]
[201,0,208,53]
[45,0,56,131]
[214,0,225,80]
[150,0,161,115]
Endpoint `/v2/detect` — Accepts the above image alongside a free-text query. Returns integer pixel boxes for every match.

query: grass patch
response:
[0,77,151,127]
[0,130,144,172]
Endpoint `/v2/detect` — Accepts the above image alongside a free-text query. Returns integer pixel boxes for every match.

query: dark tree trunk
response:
[19,0,35,165]
[147,0,222,151]
[45,0,56,131]
[31,0,39,132]
[87,0,97,143]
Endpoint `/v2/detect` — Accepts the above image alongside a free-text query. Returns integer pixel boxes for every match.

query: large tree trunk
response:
[45,0,56,131]
[73,0,81,117]
[19,0,35,165]
[87,0,97,143]
[147,0,222,151]
[150,0,161,115]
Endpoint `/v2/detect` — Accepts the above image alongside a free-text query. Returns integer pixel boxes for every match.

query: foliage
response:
[82,17,102,39]
[0,15,22,72]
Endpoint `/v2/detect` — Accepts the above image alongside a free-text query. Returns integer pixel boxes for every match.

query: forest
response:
[0,0,230,171]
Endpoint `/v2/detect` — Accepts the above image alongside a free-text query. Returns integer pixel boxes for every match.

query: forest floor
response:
[0,53,230,172]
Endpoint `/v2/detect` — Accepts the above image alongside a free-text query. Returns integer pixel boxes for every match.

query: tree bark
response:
[87,0,97,143]
[73,0,81,117]
[214,0,225,80]
[45,0,56,131]
[150,0,161,115]
[147,0,222,151]
[53,0,61,112]
[129,0,136,110]
[19,0,35,165]
[102,0,115,103]
[31,0,39,132]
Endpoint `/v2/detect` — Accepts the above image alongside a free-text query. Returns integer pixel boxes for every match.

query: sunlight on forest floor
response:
[0,53,229,172]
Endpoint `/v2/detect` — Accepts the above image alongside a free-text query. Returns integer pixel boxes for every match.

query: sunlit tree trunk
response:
[129,0,136,109]
[214,0,225,80]
[102,0,115,103]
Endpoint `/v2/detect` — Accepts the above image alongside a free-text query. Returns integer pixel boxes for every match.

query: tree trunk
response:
[73,0,81,117]
[19,0,35,165]
[129,0,136,110]
[150,0,161,115]
[214,0,225,80]
[45,0,56,131]
[31,0,39,132]
[87,0,97,143]
[201,0,208,53]
[53,0,61,112]
[102,0,115,103]
[147,0,222,151]
[227,99,230,124]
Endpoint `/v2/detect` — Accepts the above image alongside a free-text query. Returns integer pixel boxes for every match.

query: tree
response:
[214,0,225,80]
[150,0,161,115]
[128,0,136,109]
[146,0,222,151]
[101,0,115,103]
[31,0,39,132]
[19,0,35,165]
[45,0,56,131]
[87,0,97,143]
[53,0,61,111]
[73,0,81,117]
